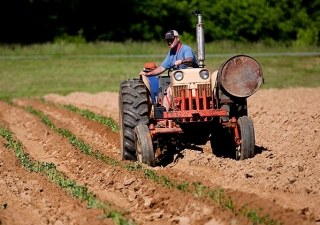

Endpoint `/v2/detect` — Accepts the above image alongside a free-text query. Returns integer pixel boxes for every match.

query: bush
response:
[54,29,87,44]
[294,26,319,47]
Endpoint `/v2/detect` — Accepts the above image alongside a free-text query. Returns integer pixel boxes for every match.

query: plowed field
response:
[0,87,319,225]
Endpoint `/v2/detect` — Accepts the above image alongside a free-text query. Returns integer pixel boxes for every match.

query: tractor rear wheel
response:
[236,116,255,160]
[134,124,155,167]
[119,79,149,161]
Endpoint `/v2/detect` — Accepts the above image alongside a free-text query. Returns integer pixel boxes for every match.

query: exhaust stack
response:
[192,11,205,68]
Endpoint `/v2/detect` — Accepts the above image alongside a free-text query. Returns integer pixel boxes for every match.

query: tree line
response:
[1,0,319,46]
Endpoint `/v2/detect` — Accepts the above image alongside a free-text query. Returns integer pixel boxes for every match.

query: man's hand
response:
[139,71,147,76]
[174,59,183,66]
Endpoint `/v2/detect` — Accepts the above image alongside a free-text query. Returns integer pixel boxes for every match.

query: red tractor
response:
[118,11,264,167]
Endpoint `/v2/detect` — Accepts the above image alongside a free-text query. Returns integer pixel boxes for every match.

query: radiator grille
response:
[172,83,211,97]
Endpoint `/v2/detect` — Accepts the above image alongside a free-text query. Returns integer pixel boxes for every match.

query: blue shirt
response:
[161,44,198,70]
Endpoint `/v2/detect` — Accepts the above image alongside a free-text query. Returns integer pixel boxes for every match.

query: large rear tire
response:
[236,116,255,160]
[134,124,155,167]
[119,79,149,161]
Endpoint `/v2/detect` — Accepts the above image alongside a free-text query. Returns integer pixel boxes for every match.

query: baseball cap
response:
[165,30,179,40]
[143,62,157,72]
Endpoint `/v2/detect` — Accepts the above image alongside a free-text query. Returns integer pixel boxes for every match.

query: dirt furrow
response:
[44,92,120,122]
[11,98,315,224]
[0,137,114,225]
[1,87,319,225]
[0,101,243,225]
[14,99,121,160]
[42,87,320,225]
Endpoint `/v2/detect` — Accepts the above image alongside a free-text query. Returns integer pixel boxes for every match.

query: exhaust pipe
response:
[192,11,205,68]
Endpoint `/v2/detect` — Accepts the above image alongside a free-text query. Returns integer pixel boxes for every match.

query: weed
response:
[225,197,234,212]
[193,182,206,197]
[123,162,144,172]
[176,182,189,192]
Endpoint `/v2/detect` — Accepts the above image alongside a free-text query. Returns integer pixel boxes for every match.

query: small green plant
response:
[225,197,234,213]
[143,169,176,189]
[123,162,144,172]
[176,182,189,192]
[193,182,206,197]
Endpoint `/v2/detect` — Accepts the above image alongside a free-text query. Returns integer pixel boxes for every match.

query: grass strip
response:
[25,105,281,225]
[63,104,119,132]
[40,98,119,132]
[0,125,135,225]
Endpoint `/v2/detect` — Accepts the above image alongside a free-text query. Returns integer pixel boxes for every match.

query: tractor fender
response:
[140,75,154,118]
[140,75,152,103]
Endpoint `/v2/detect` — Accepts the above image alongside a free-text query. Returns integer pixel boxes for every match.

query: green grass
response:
[0,41,319,100]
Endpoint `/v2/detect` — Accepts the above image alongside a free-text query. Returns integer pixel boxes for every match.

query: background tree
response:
[0,0,319,45]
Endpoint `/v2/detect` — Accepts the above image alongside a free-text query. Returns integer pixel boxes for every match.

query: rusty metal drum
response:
[218,55,263,98]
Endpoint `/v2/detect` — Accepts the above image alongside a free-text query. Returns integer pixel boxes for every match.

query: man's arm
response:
[139,65,166,76]
[176,57,194,67]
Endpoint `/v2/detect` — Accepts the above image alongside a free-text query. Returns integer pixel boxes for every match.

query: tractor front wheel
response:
[236,116,255,160]
[134,124,155,167]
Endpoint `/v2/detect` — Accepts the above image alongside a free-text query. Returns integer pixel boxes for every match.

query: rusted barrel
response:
[218,55,263,98]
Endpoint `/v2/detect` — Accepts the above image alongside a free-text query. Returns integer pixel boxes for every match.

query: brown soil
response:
[0,87,319,225]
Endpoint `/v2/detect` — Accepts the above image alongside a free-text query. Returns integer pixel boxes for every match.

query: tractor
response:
[118,11,264,167]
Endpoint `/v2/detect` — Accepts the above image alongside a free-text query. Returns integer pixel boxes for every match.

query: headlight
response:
[174,71,184,81]
[199,70,209,80]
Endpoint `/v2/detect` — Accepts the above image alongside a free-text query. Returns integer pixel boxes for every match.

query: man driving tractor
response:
[139,30,199,110]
